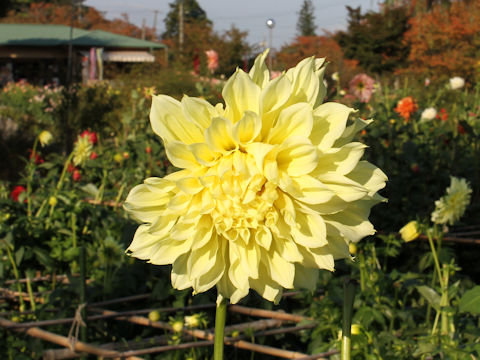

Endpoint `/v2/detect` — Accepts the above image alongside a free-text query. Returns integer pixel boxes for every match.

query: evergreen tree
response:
[296,0,316,37]
[335,5,410,74]
[163,0,211,39]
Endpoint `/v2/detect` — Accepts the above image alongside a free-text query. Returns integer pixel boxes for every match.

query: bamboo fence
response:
[0,289,338,360]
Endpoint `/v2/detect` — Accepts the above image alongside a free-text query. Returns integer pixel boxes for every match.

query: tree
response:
[296,0,316,36]
[402,0,480,81]
[0,2,155,39]
[335,5,410,74]
[162,0,211,39]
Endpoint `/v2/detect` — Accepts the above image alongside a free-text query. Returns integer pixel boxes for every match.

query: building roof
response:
[0,24,166,49]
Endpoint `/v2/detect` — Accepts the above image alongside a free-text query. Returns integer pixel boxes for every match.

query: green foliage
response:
[1,68,480,359]
[296,0,316,37]
[162,0,211,39]
[335,5,410,73]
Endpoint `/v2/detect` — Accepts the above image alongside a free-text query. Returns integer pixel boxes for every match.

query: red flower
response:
[436,108,448,121]
[394,97,418,122]
[72,169,81,182]
[10,185,26,202]
[458,124,465,134]
[67,163,75,173]
[90,151,98,160]
[29,149,44,164]
[145,146,152,154]
[80,130,97,145]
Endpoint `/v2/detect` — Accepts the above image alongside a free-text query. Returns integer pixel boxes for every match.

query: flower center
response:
[209,151,279,244]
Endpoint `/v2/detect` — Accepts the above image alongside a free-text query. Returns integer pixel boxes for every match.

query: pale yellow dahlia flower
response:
[124,51,387,304]
[72,135,93,166]
[431,177,471,226]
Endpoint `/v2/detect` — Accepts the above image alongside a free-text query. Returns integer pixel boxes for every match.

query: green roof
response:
[0,24,166,49]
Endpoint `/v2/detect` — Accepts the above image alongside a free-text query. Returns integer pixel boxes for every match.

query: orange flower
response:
[394,97,418,121]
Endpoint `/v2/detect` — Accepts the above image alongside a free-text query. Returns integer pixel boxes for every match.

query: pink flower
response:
[205,50,219,73]
[349,73,376,103]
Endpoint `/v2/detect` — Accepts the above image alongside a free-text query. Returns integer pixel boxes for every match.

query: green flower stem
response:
[342,278,357,360]
[25,271,36,312]
[46,152,74,229]
[3,242,25,312]
[426,230,445,290]
[214,297,228,360]
[79,241,87,343]
[440,265,450,336]
[26,137,39,219]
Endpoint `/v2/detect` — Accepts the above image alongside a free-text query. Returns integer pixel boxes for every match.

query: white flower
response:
[331,72,339,82]
[420,107,437,122]
[449,77,465,90]
[431,177,472,226]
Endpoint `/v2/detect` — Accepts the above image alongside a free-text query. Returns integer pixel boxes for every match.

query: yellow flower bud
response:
[148,310,160,322]
[172,320,183,333]
[38,130,53,147]
[113,153,123,163]
[349,242,357,255]
[399,220,420,242]
[48,196,57,207]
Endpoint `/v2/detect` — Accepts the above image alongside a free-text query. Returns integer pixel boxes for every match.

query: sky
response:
[83,0,379,50]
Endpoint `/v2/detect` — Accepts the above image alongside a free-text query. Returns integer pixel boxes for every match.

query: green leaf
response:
[416,285,441,311]
[15,247,25,266]
[459,286,480,315]
[33,247,55,268]
[80,183,100,198]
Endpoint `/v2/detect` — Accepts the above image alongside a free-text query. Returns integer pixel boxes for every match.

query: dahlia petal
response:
[175,176,203,195]
[311,103,354,151]
[255,225,273,250]
[324,202,376,242]
[313,142,367,176]
[188,233,218,279]
[246,142,275,171]
[250,264,283,304]
[148,235,193,265]
[181,95,217,130]
[263,250,295,289]
[190,143,220,166]
[150,95,204,144]
[286,175,335,204]
[335,118,372,147]
[171,253,193,290]
[261,74,292,114]
[291,211,328,248]
[205,117,237,153]
[318,173,367,202]
[347,161,388,196]
[248,49,270,89]
[268,103,313,144]
[273,235,304,263]
[166,141,200,169]
[285,57,319,106]
[127,224,166,260]
[293,265,318,292]
[299,245,334,271]
[123,183,172,223]
[223,69,261,122]
[193,250,225,293]
[232,111,262,144]
[277,137,318,176]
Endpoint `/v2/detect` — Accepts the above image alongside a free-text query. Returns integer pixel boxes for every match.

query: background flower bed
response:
[1,68,480,358]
